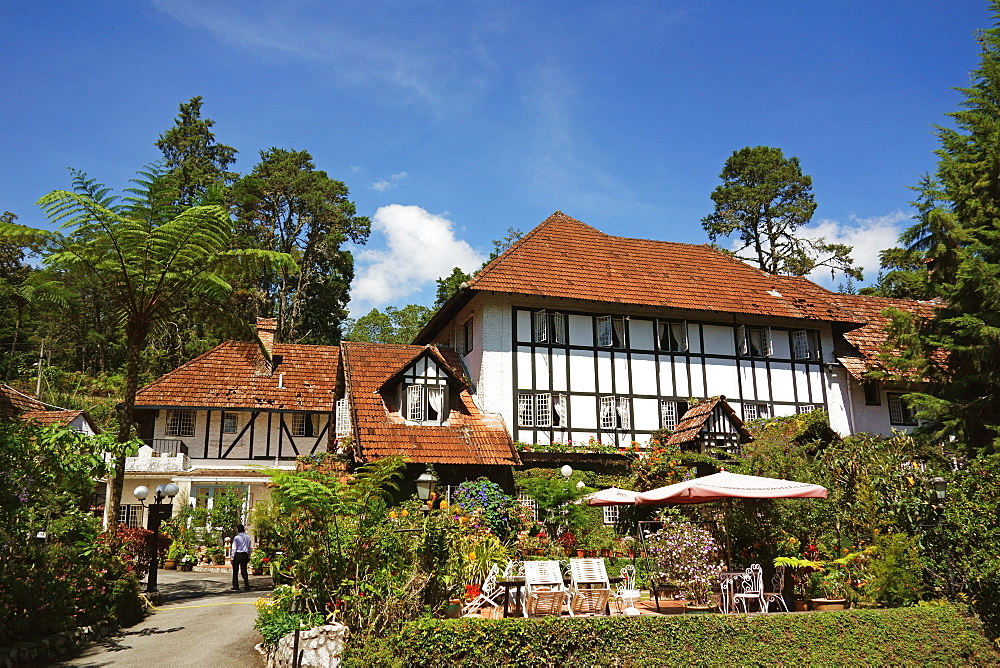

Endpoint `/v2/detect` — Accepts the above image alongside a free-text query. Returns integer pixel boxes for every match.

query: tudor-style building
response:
[414,212,934,447]
[117,321,517,526]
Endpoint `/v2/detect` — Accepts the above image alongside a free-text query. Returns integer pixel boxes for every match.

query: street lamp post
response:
[133,482,179,593]
[930,476,955,599]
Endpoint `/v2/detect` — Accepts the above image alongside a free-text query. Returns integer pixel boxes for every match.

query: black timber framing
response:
[511,306,828,444]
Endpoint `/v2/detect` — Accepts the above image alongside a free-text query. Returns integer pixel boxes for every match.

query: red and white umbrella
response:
[584,487,641,506]
[635,471,828,505]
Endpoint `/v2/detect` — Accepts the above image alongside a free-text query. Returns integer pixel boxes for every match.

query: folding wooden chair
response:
[569,558,612,616]
[523,560,568,617]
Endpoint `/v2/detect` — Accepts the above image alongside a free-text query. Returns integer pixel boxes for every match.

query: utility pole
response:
[35,339,45,398]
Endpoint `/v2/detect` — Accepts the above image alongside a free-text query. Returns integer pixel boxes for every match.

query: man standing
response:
[231,524,252,590]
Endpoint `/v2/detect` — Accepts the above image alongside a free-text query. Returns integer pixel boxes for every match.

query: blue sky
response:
[1,1,991,314]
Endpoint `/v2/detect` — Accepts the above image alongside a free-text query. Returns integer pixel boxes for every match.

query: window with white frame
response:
[335,398,351,437]
[166,410,195,437]
[552,393,567,427]
[118,504,143,529]
[657,321,688,352]
[738,326,772,357]
[405,384,447,424]
[793,330,820,359]
[517,492,537,521]
[600,396,617,429]
[603,504,620,525]
[518,393,555,428]
[552,312,566,344]
[796,404,821,414]
[533,310,549,342]
[463,318,474,354]
[291,413,315,437]
[617,397,630,429]
[887,394,917,426]
[743,403,771,421]
[222,412,238,434]
[597,316,625,347]
[660,399,688,430]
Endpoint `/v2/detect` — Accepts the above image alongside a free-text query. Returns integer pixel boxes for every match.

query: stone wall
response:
[264,623,349,668]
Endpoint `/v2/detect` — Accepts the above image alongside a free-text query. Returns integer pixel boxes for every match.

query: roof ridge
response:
[467,211,603,289]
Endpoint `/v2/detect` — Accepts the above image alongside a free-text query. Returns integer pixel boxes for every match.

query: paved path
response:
[60,569,270,667]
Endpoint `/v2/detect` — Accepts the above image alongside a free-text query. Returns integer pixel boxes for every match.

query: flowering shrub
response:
[453,478,522,541]
[646,522,725,605]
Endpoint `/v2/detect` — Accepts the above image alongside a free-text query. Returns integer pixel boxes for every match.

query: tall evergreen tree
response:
[883,5,1000,455]
[232,148,370,344]
[155,96,238,207]
[702,146,860,279]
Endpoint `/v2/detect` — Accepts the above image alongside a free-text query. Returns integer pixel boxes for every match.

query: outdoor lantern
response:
[415,468,438,502]
[133,485,149,501]
[164,482,179,498]
[560,465,573,478]
[575,481,586,489]
[132,481,180,594]
[932,476,947,502]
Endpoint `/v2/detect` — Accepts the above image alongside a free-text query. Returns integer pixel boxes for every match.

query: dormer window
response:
[404,383,447,425]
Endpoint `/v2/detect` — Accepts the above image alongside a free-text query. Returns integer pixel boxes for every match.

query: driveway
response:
[60,569,269,667]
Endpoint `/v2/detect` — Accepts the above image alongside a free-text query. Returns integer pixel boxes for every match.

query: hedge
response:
[349,604,1000,667]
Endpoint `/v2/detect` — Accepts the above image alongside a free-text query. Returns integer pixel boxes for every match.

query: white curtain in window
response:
[737,325,748,356]
[657,322,667,350]
[671,323,687,352]
[427,386,444,420]
[616,397,630,428]
[612,318,625,347]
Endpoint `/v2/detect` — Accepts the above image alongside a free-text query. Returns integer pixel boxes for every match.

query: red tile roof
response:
[341,341,519,466]
[1,383,47,419]
[135,341,340,411]
[20,409,96,432]
[827,293,940,379]
[467,212,861,322]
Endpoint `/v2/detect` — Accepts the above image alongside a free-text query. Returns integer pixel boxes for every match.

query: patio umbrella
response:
[584,487,640,506]
[634,471,827,505]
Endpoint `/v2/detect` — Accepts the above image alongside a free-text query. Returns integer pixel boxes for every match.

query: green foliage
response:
[863,532,926,607]
[232,147,370,344]
[350,605,999,667]
[517,470,592,538]
[254,597,327,648]
[702,145,860,279]
[210,485,246,536]
[434,267,471,309]
[342,305,433,344]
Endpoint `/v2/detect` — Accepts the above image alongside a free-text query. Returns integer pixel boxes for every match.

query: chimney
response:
[257,318,277,355]
[254,318,278,377]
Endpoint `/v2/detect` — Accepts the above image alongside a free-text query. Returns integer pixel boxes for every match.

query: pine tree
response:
[886,5,1000,455]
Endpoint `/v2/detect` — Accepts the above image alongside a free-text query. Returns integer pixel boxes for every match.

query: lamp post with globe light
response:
[133,482,178,593]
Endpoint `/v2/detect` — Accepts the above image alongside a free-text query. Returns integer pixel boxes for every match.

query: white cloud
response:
[799,211,909,287]
[370,171,408,192]
[351,205,484,311]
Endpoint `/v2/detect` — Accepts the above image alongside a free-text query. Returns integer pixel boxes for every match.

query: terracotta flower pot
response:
[810,598,847,611]
[164,559,176,570]
[683,604,714,614]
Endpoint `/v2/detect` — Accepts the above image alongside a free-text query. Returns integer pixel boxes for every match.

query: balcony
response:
[143,438,189,456]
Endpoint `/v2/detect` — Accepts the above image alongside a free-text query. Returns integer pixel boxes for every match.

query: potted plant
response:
[249,549,266,575]
[164,541,184,570]
[646,522,725,614]
[179,554,194,572]
[207,546,226,565]
[775,549,867,611]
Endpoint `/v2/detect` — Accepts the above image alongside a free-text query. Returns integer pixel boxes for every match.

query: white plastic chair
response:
[569,558,612,616]
[733,563,765,613]
[523,560,568,617]
[615,564,641,615]
[462,563,504,616]
[761,565,789,612]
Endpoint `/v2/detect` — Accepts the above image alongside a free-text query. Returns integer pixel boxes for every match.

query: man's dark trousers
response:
[232,552,250,589]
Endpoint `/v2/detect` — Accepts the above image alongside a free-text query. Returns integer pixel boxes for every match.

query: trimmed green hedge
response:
[350,605,1000,667]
